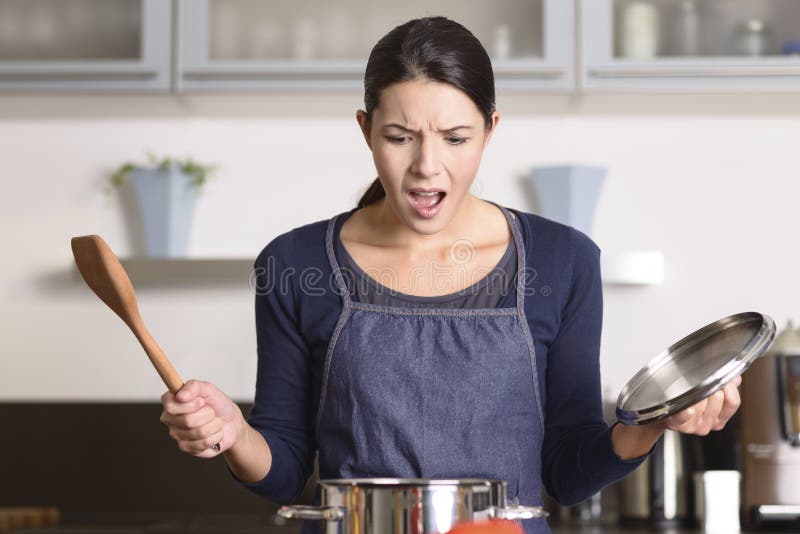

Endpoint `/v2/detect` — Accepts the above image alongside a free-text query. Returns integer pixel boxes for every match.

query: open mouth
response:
[407,190,447,219]
[408,191,446,208]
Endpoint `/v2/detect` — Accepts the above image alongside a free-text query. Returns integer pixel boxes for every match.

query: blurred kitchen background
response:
[1,0,800,532]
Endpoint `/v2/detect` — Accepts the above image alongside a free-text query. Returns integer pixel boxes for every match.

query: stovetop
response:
[7,514,300,534]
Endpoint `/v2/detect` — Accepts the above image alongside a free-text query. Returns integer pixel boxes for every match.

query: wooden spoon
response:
[71,234,184,393]
[71,235,221,451]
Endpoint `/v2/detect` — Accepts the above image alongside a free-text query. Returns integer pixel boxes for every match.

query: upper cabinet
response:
[0,0,171,91]
[580,0,800,90]
[3,0,800,93]
[178,0,574,92]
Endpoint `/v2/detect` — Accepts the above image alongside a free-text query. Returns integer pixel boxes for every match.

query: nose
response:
[410,136,441,177]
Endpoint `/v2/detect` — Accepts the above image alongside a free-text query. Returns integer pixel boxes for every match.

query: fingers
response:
[160,405,223,457]
[712,381,742,431]
[161,392,205,416]
[175,428,225,456]
[666,393,719,435]
[666,376,743,436]
[169,416,223,442]
[666,397,707,429]
[160,404,215,429]
[192,441,225,459]
[160,380,215,422]
[160,380,223,458]
[176,379,217,404]
[700,389,725,434]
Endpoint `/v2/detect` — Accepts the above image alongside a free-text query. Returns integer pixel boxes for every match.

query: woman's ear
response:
[483,111,500,147]
[356,110,372,150]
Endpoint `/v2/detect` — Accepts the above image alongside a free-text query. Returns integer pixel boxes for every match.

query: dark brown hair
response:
[356,16,496,209]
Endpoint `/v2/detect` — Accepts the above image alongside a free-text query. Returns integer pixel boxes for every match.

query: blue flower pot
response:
[130,165,197,258]
[529,165,606,237]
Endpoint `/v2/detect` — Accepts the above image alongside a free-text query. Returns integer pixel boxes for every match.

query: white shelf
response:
[69,254,662,288]
[602,251,664,286]
[70,257,255,287]
[118,257,255,286]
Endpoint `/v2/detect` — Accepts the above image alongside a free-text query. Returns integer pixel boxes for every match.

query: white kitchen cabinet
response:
[580,0,800,91]
[0,0,171,91]
[178,0,574,91]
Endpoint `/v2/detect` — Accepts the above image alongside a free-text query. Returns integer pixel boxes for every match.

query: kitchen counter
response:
[553,528,687,533]
[552,527,713,533]
[550,522,792,533]
[6,516,792,533]
[4,515,293,534]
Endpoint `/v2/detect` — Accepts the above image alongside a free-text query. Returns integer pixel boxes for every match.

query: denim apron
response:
[312,204,547,534]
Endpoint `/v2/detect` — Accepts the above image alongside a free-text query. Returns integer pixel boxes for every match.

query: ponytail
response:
[356,177,385,208]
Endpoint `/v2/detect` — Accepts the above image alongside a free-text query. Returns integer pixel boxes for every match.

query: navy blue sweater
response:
[238,204,648,505]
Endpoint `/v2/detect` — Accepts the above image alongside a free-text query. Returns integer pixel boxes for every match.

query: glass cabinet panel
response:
[0,0,171,91]
[613,0,800,60]
[581,0,800,91]
[0,0,142,61]
[180,0,573,91]
[207,0,543,62]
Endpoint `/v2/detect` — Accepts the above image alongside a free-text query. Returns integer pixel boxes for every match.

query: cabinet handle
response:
[589,65,800,78]
[183,70,364,80]
[0,68,159,80]
[494,68,564,79]
[183,67,565,80]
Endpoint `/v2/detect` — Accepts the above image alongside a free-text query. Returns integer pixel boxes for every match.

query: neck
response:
[371,194,483,252]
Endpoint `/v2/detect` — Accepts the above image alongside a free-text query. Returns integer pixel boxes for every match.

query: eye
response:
[446,136,468,145]
[385,135,410,144]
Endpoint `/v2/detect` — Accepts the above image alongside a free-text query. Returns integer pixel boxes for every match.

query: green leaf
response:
[107,152,219,195]
[109,162,135,189]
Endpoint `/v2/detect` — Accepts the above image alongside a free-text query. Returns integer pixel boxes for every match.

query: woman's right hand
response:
[160,379,245,459]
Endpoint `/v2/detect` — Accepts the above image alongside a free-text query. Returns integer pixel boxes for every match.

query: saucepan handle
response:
[277,505,344,522]
[488,505,549,520]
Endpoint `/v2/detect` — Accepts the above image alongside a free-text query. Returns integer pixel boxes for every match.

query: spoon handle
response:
[134,321,220,451]
[130,321,184,394]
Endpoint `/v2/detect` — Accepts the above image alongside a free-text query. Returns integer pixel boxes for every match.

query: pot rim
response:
[318,478,505,488]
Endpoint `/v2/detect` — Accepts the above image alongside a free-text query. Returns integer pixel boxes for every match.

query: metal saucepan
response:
[617,311,776,425]
[277,478,547,534]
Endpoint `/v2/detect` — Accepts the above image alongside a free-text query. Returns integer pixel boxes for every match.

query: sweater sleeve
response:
[233,236,316,504]
[540,229,651,505]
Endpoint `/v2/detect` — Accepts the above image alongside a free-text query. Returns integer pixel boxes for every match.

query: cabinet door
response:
[179,0,574,92]
[581,0,800,91]
[0,0,171,92]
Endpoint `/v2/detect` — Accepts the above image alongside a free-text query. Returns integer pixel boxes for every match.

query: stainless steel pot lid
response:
[617,311,776,425]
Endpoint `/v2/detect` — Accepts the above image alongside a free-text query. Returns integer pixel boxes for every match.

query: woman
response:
[159,16,741,533]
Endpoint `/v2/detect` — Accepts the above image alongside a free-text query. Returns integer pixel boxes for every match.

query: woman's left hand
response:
[613,375,743,459]
[662,375,742,435]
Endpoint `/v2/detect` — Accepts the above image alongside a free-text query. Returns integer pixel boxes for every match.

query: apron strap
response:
[325,213,353,306]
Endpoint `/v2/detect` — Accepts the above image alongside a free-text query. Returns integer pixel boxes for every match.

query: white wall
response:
[1,92,798,402]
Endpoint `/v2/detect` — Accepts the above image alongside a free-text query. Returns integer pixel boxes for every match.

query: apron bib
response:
[313,203,547,533]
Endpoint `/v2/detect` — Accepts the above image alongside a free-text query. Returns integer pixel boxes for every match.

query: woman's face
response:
[357,78,499,236]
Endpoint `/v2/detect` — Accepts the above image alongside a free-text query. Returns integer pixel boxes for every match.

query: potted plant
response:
[108,151,218,258]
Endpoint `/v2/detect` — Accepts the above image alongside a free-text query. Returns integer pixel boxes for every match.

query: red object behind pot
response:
[446,519,524,534]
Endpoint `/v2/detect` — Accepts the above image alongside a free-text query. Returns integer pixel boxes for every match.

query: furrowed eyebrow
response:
[382,124,473,133]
